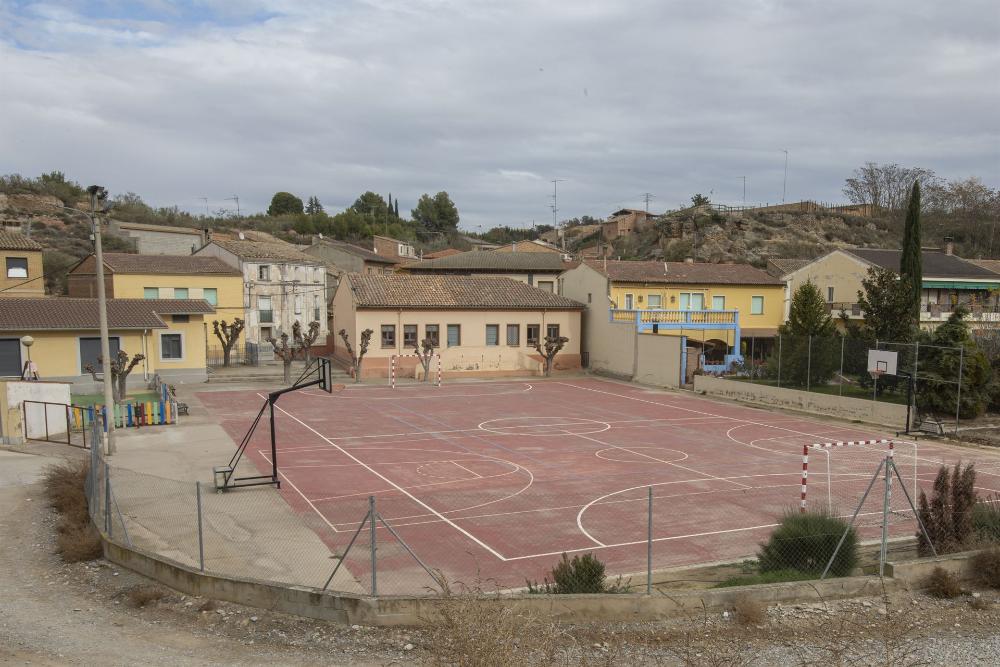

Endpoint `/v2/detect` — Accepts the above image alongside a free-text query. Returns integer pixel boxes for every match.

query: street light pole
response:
[782,149,789,204]
[88,185,117,455]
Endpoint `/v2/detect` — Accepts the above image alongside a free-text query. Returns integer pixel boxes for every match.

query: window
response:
[79,336,121,374]
[381,324,396,348]
[403,324,418,347]
[294,295,302,315]
[447,324,461,347]
[261,326,273,341]
[624,293,634,309]
[6,257,27,278]
[587,293,592,304]
[679,292,704,310]
[203,288,218,305]
[647,294,662,309]
[313,295,320,321]
[174,287,189,300]
[827,286,835,303]
[160,333,183,360]
[506,324,520,346]
[485,324,499,346]
[712,295,725,310]
[527,324,540,346]
[258,265,270,281]
[537,280,555,293]
[425,324,440,347]
[750,296,764,315]
[546,323,560,340]
[172,314,190,323]
[143,287,159,299]
[258,296,273,323]
[0,339,22,376]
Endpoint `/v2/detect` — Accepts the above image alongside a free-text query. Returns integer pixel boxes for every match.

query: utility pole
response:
[200,197,209,216]
[226,195,240,218]
[742,177,746,205]
[88,185,117,455]
[641,192,655,214]
[782,150,789,204]
[550,179,564,228]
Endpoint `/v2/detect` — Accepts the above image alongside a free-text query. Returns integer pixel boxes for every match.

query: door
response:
[0,339,21,376]
[624,293,634,309]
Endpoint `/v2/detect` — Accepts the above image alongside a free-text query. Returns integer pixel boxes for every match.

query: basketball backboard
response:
[317,357,333,393]
[867,349,898,376]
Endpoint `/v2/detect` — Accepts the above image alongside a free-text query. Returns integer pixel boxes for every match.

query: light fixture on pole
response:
[88,184,117,455]
[20,335,37,380]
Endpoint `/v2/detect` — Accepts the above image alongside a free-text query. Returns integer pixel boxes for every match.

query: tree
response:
[305,196,324,215]
[351,191,393,222]
[917,463,977,556]
[915,308,995,419]
[533,335,569,377]
[842,162,938,213]
[899,181,922,324]
[690,193,710,207]
[339,328,373,383]
[768,281,837,387]
[212,318,246,367]
[855,267,915,343]
[293,320,321,364]
[413,337,436,383]
[411,191,459,235]
[267,333,296,384]
[268,192,304,216]
[84,350,145,403]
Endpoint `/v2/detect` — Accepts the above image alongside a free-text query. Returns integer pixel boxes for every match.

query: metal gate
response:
[22,400,90,448]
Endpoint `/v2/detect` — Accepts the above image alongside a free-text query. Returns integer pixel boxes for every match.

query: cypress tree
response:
[899,181,922,323]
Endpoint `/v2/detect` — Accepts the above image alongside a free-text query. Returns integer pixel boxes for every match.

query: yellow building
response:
[561,260,785,367]
[0,298,215,389]
[330,273,584,379]
[0,230,45,297]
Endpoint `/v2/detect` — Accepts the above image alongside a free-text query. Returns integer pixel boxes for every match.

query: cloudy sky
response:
[1,1,997,230]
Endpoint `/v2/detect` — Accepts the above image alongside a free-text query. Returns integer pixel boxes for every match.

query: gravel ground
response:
[4,449,1000,666]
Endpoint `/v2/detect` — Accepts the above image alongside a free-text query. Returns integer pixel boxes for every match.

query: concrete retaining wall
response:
[693,375,908,428]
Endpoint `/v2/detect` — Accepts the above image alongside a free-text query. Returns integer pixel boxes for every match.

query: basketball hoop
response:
[869,369,884,382]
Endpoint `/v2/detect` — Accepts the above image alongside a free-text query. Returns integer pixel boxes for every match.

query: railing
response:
[259,310,274,324]
[206,342,262,368]
[825,302,863,316]
[610,308,739,327]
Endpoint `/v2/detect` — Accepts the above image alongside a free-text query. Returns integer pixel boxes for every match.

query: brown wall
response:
[0,249,45,297]
[66,255,114,298]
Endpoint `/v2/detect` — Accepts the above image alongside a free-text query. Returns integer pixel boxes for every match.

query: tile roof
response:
[422,248,463,259]
[207,239,322,264]
[843,248,1000,280]
[88,253,241,275]
[0,230,44,251]
[116,221,203,236]
[766,258,811,277]
[0,298,214,331]
[970,259,1000,275]
[402,250,568,272]
[584,260,784,285]
[347,274,585,310]
[306,239,396,264]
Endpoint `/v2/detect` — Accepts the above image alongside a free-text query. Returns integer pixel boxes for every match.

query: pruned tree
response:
[339,328,373,383]
[212,318,245,367]
[413,337,436,383]
[85,350,145,403]
[534,335,569,377]
[293,320,321,364]
[267,333,296,385]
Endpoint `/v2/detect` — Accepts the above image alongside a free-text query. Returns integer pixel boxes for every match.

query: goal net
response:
[800,439,918,526]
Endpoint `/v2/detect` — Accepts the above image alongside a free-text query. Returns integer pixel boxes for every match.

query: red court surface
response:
[198,378,1000,594]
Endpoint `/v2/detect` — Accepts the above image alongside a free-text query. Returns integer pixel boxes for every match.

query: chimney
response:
[684,257,694,264]
[943,237,954,256]
[202,227,210,242]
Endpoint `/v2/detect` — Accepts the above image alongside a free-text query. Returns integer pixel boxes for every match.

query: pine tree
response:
[899,181,922,323]
[767,281,838,387]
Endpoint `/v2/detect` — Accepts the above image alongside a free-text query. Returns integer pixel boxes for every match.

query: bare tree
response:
[85,350,145,403]
[212,318,245,367]
[293,320,321,364]
[533,335,569,377]
[413,337,436,383]
[339,328,374,383]
[843,162,939,213]
[267,333,296,384]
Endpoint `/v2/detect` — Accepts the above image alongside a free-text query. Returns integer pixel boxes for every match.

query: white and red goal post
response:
[390,353,442,389]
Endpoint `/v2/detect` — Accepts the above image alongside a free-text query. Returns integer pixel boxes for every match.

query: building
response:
[330,274,583,379]
[602,209,653,241]
[108,221,207,255]
[493,239,563,254]
[195,238,327,344]
[400,250,570,292]
[372,235,418,264]
[301,238,397,276]
[0,231,45,297]
[0,298,214,388]
[560,260,785,368]
[778,246,1000,329]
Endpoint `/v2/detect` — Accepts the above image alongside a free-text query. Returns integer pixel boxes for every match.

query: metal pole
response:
[873,339,879,401]
[879,455,892,577]
[777,334,782,387]
[196,481,205,572]
[647,486,653,595]
[822,458,885,579]
[890,457,937,558]
[838,337,845,396]
[749,336,755,383]
[806,335,812,391]
[269,399,279,487]
[369,496,377,597]
[955,345,964,436]
[104,462,111,536]
[89,186,117,455]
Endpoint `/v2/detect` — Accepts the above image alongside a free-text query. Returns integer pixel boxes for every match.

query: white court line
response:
[302,383,534,400]
[257,451,342,534]
[451,461,483,479]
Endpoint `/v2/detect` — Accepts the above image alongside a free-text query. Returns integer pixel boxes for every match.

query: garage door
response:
[0,339,22,377]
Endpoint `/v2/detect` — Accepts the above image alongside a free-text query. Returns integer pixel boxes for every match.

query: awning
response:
[923,281,1000,290]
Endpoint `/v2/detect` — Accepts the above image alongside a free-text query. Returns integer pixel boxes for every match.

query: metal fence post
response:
[749,337,755,383]
[196,481,205,572]
[646,486,653,595]
[369,496,377,597]
[955,345,965,436]
[104,462,111,537]
[838,337,845,396]
[776,335,782,387]
[806,335,812,391]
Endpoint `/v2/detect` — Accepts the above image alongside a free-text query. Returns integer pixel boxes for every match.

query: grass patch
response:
[714,569,816,588]
[71,391,159,407]
[924,567,963,598]
[727,376,908,405]
[42,459,102,563]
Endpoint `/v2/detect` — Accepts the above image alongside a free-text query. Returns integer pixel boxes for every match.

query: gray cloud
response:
[1,0,997,229]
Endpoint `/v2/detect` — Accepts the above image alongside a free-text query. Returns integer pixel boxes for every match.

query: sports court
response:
[198,378,1000,594]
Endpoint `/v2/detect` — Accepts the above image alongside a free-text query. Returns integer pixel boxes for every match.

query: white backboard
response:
[867,349,898,376]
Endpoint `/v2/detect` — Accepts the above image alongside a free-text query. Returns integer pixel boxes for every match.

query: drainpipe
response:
[142,329,150,381]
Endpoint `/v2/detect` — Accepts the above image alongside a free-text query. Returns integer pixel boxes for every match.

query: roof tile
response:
[402,250,568,272]
[347,274,584,309]
[79,253,241,275]
[0,298,213,331]
[207,239,322,264]
[585,260,784,285]
[0,230,44,251]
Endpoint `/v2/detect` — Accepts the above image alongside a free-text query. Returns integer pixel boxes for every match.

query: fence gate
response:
[22,400,90,448]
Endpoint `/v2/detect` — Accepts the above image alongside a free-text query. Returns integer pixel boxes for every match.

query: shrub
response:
[972,495,1000,544]
[970,548,1000,589]
[715,569,816,588]
[127,585,167,608]
[732,594,765,625]
[55,521,102,562]
[42,459,101,562]
[527,553,625,594]
[924,567,963,598]
[757,511,857,577]
[917,463,977,555]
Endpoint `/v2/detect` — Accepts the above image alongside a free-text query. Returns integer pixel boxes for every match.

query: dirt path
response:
[0,449,417,666]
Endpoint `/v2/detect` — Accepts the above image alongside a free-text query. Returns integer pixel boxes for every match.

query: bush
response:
[55,521,102,562]
[757,511,857,577]
[972,496,1000,544]
[970,548,1000,589]
[917,463,977,555]
[732,594,765,625]
[127,585,167,608]
[924,566,963,598]
[42,459,101,563]
[527,552,625,594]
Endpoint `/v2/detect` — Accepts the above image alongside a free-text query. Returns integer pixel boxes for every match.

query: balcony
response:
[610,308,739,332]
[922,303,1000,324]
[824,302,863,317]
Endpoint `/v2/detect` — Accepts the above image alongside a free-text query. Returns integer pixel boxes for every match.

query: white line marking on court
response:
[257,451,342,534]
[265,398,510,561]
[301,383,535,400]
[451,461,483,478]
